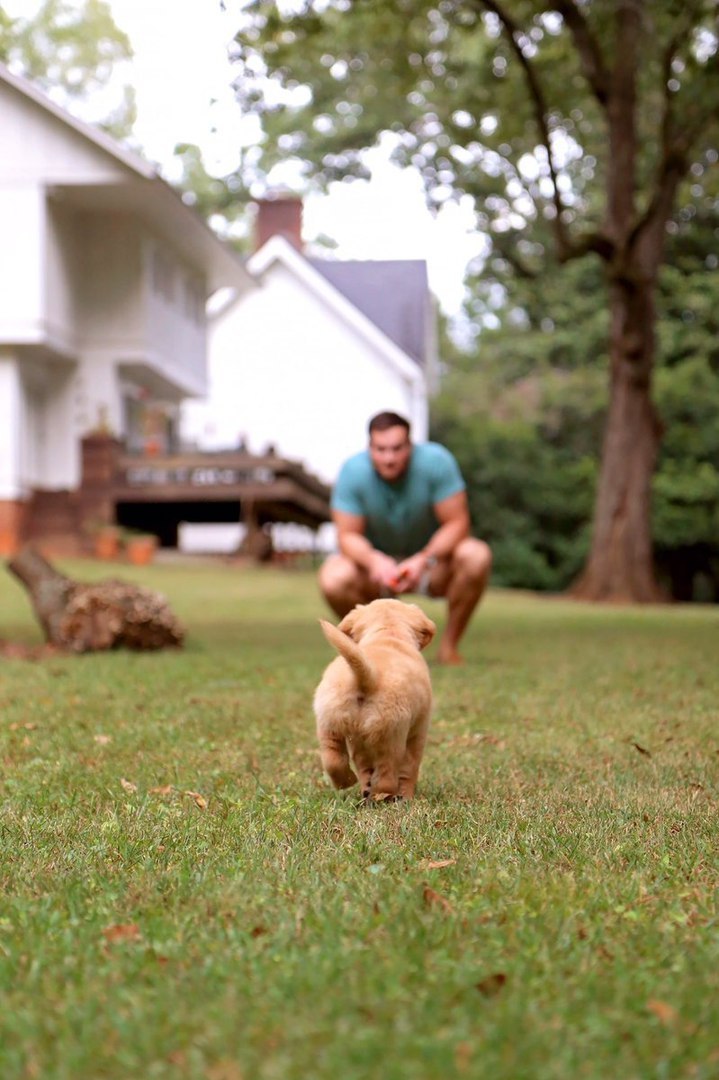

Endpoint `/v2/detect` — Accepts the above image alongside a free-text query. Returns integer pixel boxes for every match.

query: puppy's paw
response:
[371,791,403,804]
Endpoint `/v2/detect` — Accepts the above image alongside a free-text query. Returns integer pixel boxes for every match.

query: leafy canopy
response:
[231,0,719,269]
[0,0,136,138]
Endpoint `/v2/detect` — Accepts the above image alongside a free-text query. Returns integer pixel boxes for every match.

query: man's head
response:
[368,411,412,482]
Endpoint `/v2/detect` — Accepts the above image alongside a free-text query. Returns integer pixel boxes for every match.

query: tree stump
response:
[7,546,185,653]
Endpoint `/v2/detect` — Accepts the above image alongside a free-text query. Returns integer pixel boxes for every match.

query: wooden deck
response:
[79,435,331,550]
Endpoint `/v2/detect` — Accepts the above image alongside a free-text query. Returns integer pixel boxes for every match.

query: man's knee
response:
[318,554,358,598]
[455,538,492,583]
[318,554,377,617]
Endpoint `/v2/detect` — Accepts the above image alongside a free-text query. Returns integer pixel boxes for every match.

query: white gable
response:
[182,237,429,482]
[0,63,152,185]
[246,236,426,386]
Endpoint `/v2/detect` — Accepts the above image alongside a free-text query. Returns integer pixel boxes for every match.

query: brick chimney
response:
[254,196,303,252]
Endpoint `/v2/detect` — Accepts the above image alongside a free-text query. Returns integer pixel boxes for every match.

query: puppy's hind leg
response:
[398,721,429,800]
[369,754,401,801]
[318,731,357,790]
[351,746,374,801]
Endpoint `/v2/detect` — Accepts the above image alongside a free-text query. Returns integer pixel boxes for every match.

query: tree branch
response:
[558,230,615,264]
[469,0,574,259]
[489,234,540,279]
[629,9,712,252]
[551,0,610,106]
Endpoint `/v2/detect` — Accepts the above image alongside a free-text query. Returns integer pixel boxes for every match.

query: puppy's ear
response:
[337,605,363,640]
[407,606,436,650]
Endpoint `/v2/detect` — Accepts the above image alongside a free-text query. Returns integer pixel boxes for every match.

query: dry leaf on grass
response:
[206,1062,245,1080]
[631,741,652,757]
[184,790,208,810]
[454,1042,473,1073]
[120,778,137,793]
[475,972,507,997]
[149,785,174,796]
[419,858,457,871]
[94,734,111,745]
[647,999,678,1025]
[102,923,141,944]
[422,885,454,914]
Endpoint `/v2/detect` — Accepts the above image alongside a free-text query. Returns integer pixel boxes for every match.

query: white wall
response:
[142,238,207,397]
[44,200,83,356]
[68,219,207,399]
[11,354,81,490]
[183,260,426,482]
[0,185,45,345]
[72,213,144,346]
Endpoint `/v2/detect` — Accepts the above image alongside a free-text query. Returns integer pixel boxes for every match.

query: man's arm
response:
[393,491,471,592]
[333,509,399,588]
[421,490,471,560]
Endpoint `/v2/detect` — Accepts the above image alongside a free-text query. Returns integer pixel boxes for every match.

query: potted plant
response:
[123,530,158,566]
[91,523,122,560]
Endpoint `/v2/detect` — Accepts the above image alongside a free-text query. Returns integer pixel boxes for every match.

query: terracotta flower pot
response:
[125,535,157,565]
[95,527,121,560]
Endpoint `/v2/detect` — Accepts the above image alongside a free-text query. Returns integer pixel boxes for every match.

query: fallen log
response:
[7,546,185,653]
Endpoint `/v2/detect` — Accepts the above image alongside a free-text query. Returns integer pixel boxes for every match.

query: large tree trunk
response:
[571,0,677,604]
[7,546,185,652]
[572,274,667,601]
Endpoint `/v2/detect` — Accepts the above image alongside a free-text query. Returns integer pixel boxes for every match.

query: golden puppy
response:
[313,598,436,801]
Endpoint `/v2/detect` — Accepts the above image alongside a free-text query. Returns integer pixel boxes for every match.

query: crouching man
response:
[318,411,492,664]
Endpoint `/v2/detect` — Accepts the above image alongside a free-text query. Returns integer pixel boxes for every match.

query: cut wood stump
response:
[7,546,185,653]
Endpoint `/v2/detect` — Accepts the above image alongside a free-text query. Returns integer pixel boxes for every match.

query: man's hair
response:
[368,411,411,437]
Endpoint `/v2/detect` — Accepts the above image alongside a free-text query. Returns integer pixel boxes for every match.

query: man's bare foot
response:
[437,642,464,665]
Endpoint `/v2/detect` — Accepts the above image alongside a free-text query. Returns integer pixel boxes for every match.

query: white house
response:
[182,198,436,484]
[0,62,253,554]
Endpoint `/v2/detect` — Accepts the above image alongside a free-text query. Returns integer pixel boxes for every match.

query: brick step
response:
[23,490,82,543]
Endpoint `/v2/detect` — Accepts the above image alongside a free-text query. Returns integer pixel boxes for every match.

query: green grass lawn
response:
[1,558,718,1080]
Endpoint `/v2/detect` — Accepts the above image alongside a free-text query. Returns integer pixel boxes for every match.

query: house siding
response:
[183,259,427,482]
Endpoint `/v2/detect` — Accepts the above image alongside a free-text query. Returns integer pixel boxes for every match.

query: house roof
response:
[0,62,254,298]
[307,258,429,368]
[243,235,428,389]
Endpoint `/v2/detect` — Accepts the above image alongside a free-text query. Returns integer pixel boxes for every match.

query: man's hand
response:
[367,551,401,591]
[391,552,430,594]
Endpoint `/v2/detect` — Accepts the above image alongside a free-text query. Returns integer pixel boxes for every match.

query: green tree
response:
[172,142,255,246]
[652,202,719,600]
[432,201,719,599]
[0,0,136,138]
[230,0,719,600]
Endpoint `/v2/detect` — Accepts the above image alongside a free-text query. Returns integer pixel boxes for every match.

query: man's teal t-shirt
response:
[331,442,466,558]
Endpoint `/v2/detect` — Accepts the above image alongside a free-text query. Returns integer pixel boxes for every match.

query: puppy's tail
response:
[319,619,378,695]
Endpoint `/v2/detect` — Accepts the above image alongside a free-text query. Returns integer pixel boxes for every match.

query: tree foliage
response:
[432,203,719,598]
[0,0,136,137]
[230,0,719,600]
[231,1,718,241]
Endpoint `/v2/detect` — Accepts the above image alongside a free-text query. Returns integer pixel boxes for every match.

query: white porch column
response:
[0,350,26,553]
[0,351,24,499]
